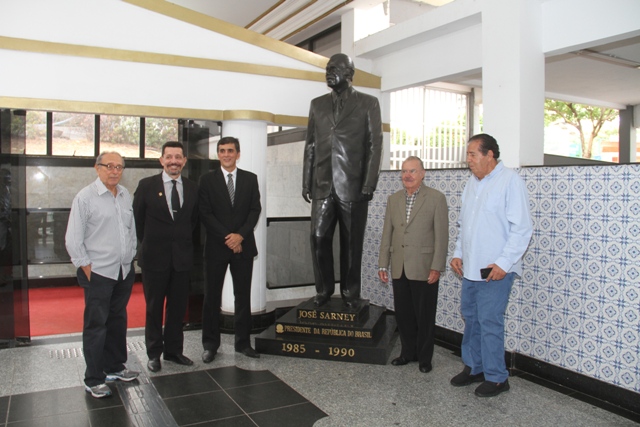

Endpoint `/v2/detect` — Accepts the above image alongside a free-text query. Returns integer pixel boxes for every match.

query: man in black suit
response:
[133,141,199,372]
[199,136,262,362]
[303,53,383,307]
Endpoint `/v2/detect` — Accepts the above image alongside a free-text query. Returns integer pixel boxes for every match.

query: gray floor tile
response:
[1,330,637,427]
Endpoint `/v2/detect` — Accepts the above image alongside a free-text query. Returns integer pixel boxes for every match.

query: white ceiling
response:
[169,0,282,28]
[544,36,640,108]
[168,0,640,108]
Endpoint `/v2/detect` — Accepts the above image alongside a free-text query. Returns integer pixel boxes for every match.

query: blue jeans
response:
[460,273,515,383]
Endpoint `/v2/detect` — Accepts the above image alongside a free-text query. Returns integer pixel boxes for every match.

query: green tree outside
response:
[544,100,618,159]
[145,118,179,149]
[100,115,140,146]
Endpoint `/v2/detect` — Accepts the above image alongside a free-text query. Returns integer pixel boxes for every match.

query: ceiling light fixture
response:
[414,0,455,6]
[247,0,352,40]
[574,49,640,70]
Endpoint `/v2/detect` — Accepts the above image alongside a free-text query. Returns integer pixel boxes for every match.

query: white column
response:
[341,8,380,73]
[380,90,391,169]
[218,120,268,314]
[481,0,544,167]
[341,9,356,59]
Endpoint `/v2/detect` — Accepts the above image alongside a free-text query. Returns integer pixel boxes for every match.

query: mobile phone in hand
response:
[480,267,492,279]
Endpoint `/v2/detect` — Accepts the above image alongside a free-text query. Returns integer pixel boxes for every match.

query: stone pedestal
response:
[255,297,397,365]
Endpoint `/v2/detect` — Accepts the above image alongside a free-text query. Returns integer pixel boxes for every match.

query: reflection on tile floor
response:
[0,329,638,427]
[156,366,325,426]
[2,362,325,427]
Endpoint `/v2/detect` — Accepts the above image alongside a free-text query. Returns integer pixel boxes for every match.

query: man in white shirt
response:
[66,152,139,399]
[450,134,533,397]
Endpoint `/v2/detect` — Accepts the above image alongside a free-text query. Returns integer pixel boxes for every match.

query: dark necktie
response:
[227,173,235,206]
[171,179,181,218]
[334,96,342,121]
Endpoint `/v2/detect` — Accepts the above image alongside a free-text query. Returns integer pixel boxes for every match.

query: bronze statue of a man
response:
[302,53,383,307]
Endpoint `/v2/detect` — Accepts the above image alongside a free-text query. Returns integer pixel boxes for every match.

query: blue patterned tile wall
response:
[363,164,640,393]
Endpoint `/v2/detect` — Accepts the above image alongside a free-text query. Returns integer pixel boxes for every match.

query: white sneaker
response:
[85,383,112,398]
[105,369,139,382]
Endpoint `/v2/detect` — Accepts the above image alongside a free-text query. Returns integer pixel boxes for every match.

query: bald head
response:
[326,53,355,93]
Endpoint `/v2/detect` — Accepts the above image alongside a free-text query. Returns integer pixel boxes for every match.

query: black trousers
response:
[142,268,190,359]
[78,266,134,387]
[392,270,439,366]
[310,193,369,302]
[202,255,254,352]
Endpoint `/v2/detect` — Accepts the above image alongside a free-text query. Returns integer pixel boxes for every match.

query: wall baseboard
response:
[435,326,640,421]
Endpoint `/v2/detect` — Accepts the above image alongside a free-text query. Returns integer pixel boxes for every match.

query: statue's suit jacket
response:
[303,86,383,202]
[133,173,199,272]
[378,183,449,281]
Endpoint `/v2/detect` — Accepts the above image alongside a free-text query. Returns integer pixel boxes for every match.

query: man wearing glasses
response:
[66,152,139,399]
[378,156,448,374]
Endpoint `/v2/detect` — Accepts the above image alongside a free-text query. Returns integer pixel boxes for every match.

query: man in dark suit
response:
[199,136,262,362]
[378,156,449,373]
[133,141,199,372]
[302,53,383,308]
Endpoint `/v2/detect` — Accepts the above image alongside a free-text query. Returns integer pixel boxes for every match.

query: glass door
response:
[0,109,30,347]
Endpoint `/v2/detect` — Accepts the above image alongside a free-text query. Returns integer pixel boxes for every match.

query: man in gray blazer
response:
[303,53,383,308]
[378,156,449,373]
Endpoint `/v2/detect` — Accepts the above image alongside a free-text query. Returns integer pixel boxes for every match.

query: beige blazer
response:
[378,184,449,281]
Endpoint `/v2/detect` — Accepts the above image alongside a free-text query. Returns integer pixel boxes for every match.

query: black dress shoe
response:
[313,294,330,306]
[419,363,432,373]
[163,354,194,366]
[391,357,411,366]
[202,350,216,363]
[237,347,260,358]
[475,379,510,397]
[450,365,485,387]
[147,358,161,372]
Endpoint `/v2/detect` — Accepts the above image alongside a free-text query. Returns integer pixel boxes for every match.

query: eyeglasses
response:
[97,163,125,172]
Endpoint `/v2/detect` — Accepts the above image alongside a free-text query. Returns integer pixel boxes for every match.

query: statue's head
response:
[325,53,354,93]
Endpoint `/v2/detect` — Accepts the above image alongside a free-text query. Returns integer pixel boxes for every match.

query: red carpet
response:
[28,283,146,337]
